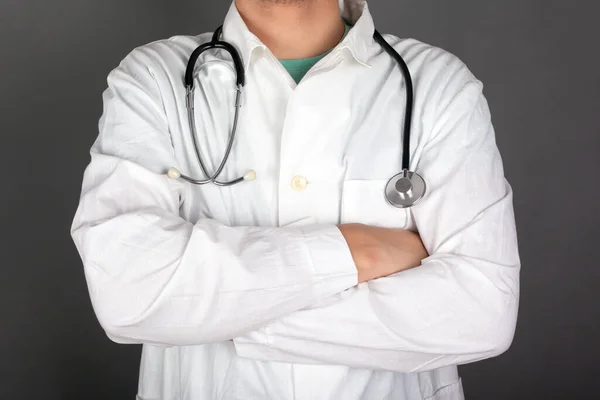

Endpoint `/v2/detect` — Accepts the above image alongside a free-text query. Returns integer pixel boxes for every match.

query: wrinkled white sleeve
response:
[233,68,520,373]
[70,49,358,347]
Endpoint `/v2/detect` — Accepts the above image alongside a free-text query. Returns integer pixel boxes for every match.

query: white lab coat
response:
[70,1,520,399]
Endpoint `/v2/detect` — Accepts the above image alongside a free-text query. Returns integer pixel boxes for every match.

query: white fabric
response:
[71,1,520,399]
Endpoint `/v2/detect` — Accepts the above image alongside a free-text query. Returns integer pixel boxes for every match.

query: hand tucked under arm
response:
[338,223,429,283]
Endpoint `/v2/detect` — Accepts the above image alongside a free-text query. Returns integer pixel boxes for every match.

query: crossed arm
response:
[71,49,519,373]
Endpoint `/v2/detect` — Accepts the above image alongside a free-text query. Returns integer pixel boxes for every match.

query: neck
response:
[235,0,345,60]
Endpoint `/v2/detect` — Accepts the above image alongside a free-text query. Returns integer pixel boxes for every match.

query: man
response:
[71,0,520,399]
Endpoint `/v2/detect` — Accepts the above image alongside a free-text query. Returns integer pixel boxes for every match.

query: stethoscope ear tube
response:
[185,26,246,89]
[177,25,251,187]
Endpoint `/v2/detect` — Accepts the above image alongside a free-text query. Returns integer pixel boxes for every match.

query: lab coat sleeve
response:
[233,69,520,373]
[70,48,358,347]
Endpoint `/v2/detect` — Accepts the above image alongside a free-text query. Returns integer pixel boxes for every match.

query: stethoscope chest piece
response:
[385,169,426,208]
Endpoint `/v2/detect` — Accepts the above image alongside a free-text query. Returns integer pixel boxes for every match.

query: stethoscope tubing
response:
[172,24,426,208]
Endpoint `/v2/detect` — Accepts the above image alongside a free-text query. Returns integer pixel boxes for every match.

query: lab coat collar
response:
[221,0,374,70]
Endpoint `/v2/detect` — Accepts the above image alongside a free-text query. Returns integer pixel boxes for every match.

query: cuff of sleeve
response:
[298,224,358,301]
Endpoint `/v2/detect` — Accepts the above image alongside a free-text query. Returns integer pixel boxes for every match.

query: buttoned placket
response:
[234,35,369,399]
[260,49,348,228]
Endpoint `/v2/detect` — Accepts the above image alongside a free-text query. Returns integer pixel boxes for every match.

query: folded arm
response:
[70,49,359,347]
[233,73,521,373]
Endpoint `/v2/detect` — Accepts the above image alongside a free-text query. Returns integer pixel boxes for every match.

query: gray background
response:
[1,0,598,399]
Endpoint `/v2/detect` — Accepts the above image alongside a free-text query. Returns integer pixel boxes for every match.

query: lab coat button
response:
[291,175,308,191]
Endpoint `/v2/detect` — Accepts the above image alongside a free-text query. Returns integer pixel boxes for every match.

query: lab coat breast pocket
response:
[340,148,409,229]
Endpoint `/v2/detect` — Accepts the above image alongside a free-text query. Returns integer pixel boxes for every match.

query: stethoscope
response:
[167,26,426,208]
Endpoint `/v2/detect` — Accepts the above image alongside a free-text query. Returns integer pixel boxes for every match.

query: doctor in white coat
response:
[71,0,521,399]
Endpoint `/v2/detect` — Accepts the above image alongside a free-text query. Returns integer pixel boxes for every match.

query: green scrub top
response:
[279,22,351,84]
